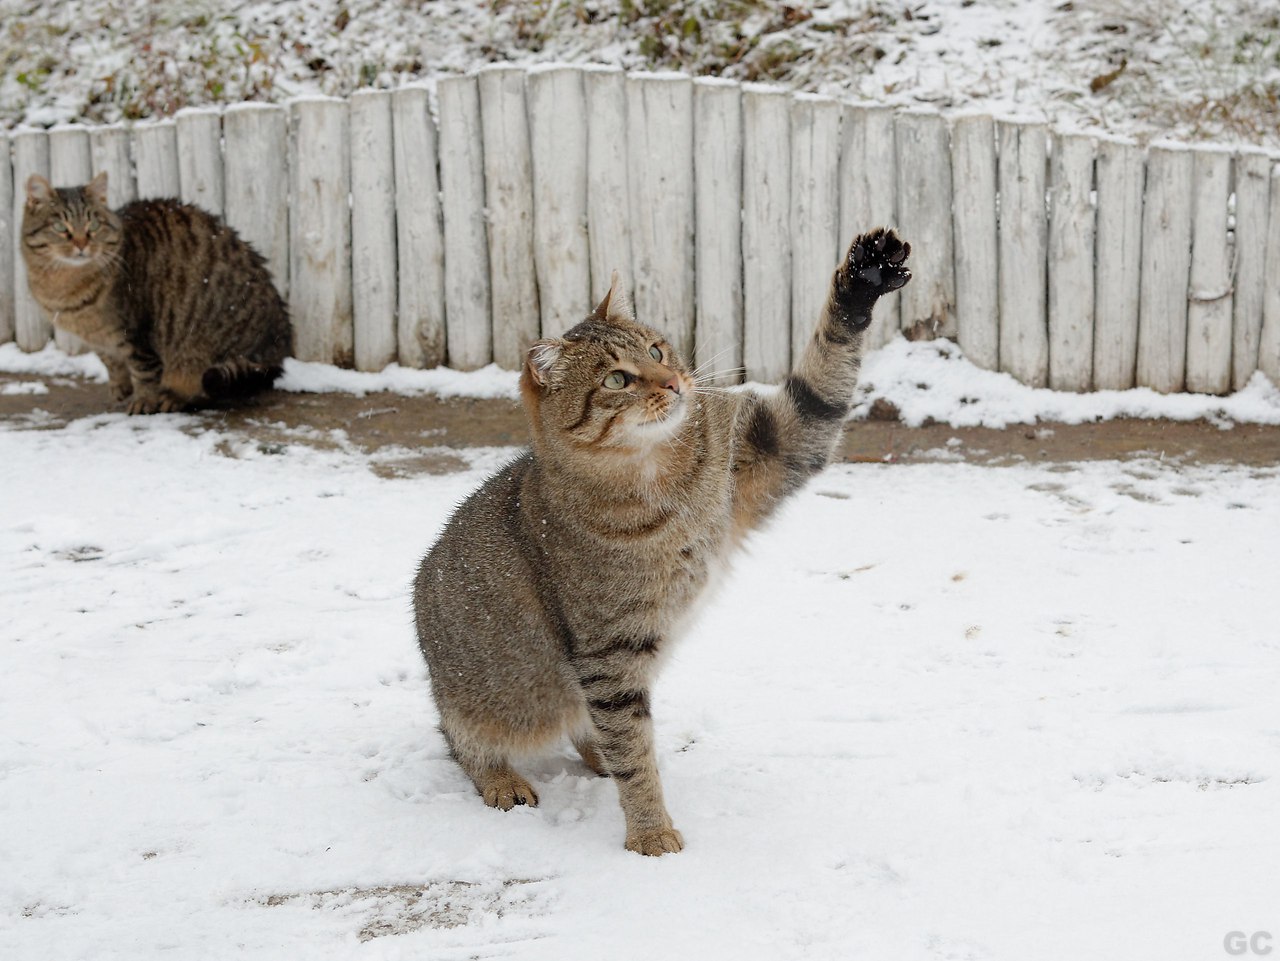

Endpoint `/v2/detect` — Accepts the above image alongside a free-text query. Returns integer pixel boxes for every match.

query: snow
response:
[0,344,109,382]
[852,338,1280,428]
[2,402,1278,959]
[275,357,521,401]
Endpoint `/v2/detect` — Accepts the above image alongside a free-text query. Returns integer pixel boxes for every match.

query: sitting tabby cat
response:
[21,172,291,414]
[414,228,911,855]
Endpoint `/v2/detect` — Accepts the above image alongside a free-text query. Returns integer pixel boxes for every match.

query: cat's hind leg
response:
[156,365,207,411]
[572,734,608,777]
[440,719,540,810]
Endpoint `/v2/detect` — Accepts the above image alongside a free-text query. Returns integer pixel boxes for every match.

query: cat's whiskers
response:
[688,346,735,380]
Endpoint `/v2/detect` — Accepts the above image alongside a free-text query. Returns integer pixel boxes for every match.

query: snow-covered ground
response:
[2,396,1277,959]
[4,0,1279,148]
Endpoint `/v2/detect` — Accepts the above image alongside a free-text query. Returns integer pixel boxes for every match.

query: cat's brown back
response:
[113,198,292,398]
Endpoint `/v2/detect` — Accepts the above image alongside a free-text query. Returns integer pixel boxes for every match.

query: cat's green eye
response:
[52,223,69,234]
[649,345,663,361]
[603,371,628,390]
[87,218,100,232]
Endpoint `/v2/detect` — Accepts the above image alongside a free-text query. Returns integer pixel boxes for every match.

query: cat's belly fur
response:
[414,454,733,740]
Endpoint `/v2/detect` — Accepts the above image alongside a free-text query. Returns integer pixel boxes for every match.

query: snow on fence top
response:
[2,67,1279,396]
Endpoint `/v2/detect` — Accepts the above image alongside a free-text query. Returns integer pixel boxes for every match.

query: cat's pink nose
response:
[661,376,682,395]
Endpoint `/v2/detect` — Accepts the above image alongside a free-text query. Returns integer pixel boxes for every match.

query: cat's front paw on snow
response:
[625,826,684,857]
[833,227,912,325]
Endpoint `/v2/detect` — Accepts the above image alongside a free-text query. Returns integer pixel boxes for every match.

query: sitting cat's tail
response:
[203,358,283,398]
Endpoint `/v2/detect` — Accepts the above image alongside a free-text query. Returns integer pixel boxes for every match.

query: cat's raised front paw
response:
[625,826,684,856]
[834,227,912,323]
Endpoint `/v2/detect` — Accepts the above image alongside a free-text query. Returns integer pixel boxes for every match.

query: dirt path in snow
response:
[2,373,1277,472]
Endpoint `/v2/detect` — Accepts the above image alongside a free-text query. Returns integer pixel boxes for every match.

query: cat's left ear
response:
[85,171,109,207]
[526,339,564,387]
[590,270,635,326]
[25,175,54,209]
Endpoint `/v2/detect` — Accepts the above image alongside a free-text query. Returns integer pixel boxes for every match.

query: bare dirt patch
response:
[2,373,1277,471]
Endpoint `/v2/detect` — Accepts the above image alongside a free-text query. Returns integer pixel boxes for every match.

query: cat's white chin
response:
[54,254,96,268]
[630,397,689,445]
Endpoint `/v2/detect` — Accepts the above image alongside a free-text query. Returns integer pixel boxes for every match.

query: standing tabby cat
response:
[21,172,291,414]
[414,228,911,855]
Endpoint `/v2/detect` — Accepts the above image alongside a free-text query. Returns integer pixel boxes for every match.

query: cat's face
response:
[522,274,695,454]
[22,172,121,269]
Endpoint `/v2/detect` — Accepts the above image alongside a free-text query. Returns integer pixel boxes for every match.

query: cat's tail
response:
[203,358,284,398]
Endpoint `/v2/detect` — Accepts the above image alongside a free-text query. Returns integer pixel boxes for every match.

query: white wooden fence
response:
[4,66,1280,393]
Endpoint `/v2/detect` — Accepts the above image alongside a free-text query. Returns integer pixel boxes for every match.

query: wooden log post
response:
[89,125,137,207]
[1092,136,1144,390]
[895,109,956,339]
[175,107,224,216]
[528,66,590,340]
[12,130,51,351]
[1185,147,1233,395]
[289,98,353,366]
[790,95,842,361]
[391,86,446,369]
[584,67,632,305]
[692,77,744,380]
[1230,151,1272,389]
[223,104,289,300]
[437,75,492,371]
[840,104,899,349]
[627,73,695,360]
[1137,144,1194,393]
[133,120,180,199]
[349,90,398,372]
[478,66,540,370]
[741,85,791,383]
[48,127,92,186]
[1254,165,1280,385]
[1047,131,1096,392]
[950,113,999,370]
[997,119,1049,387]
[0,131,12,345]
[48,127,94,354]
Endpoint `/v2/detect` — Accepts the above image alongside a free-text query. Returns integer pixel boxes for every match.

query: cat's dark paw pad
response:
[481,772,539,811]
[625,826,684,856]
[836,228,912,319]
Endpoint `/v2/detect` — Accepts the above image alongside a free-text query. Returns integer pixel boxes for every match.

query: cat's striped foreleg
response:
[573,640,683,855]
[730,228,911,533]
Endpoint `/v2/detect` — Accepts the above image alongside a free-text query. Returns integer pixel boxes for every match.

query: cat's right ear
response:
[85,171,109,207]
[590,270,635,326]
[25,175,54,209]
[525,340,564,387]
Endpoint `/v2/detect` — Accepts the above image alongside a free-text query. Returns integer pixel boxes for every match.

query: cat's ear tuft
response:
[25,175,54,208]
[526,339,564,387]
[85,171,109,207]
[590,270,635,326]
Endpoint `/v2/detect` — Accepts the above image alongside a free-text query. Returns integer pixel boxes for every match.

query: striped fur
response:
[20,172,291,414]
[414,231,911,855]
